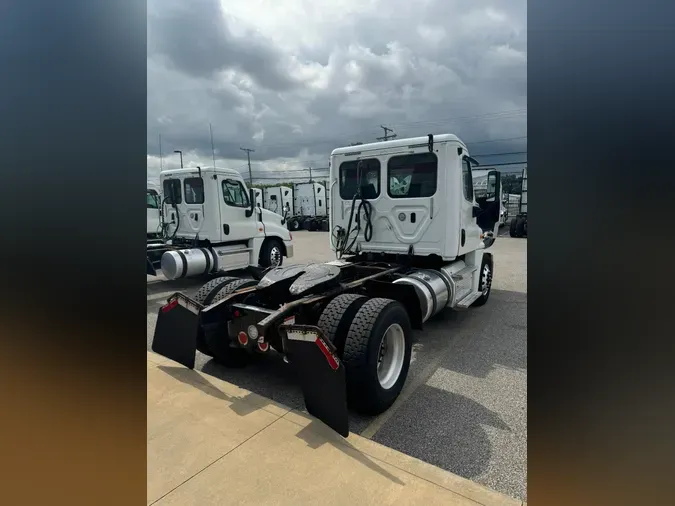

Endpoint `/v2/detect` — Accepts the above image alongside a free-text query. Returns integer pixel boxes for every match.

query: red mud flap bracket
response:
[151,293,203,369]
[279,324,349,437]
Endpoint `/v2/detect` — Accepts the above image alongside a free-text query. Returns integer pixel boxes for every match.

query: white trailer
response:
[263,185,293,217]
[287,182,329,231]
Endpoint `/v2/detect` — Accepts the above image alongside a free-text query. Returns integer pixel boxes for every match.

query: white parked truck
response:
[146,166,294,279]
[151,134,501,437]
[287,181,329,231]
[263,185,293,217]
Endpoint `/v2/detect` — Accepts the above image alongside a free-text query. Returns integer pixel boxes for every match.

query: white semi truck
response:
[263,185,293,217]
[152,134,501,437]
[146,166,294,279]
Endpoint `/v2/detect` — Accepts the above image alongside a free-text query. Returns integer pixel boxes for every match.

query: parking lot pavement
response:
[147,231,527,502]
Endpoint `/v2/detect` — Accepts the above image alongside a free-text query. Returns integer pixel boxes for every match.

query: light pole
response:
[173,150,183,168]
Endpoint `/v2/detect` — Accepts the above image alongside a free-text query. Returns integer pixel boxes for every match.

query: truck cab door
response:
[218,177,259,242]
[475,170,502,236]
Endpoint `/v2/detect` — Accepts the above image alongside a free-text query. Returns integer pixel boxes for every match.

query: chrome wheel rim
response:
[481,264,492,296]
[377,323,405,390]
[270,246,282,267]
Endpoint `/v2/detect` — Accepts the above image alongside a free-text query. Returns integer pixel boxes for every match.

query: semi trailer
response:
[263,185,293,217]
[286,181,329,232]
[151,134,501,437]
[146,166,294,280]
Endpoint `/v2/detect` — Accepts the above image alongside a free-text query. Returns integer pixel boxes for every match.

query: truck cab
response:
[329,134,501,261]
[159,167,293,271]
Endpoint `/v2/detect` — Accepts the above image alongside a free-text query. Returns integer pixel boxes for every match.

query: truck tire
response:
[515,217,526,237]
[472,256,493,307]
[259,238,284,268]
[342,298,412,415]
[192,276,237,356]
[289,218,300,231]
[203,278,259,367]
[509,218,518,237]
[193,276,238,306]
[317,294,369,356]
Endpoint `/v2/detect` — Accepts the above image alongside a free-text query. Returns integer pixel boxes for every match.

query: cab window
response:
[387,152,438,198]
[462,158,474,202]
[162,179,182,204]
[222,179,250,208]
[339,158,380,199]
[184,177,205,204]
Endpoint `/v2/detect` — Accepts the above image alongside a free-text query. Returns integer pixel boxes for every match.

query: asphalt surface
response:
[146,228,527,501]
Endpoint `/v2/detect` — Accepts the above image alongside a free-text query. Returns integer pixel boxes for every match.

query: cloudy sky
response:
[147,0,526,185]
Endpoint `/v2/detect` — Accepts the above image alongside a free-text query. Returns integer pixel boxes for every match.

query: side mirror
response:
[245,188,255,218]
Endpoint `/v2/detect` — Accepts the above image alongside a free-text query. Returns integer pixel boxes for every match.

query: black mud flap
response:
[151,294,203,369]
[279,324,349,437]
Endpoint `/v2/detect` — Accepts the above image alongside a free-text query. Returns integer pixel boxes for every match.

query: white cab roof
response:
[160,166,243,179]
[331,134,465,156]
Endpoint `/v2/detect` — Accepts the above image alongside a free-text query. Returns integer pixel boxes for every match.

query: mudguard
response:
[151,293,203,369]
[279,324,349,437]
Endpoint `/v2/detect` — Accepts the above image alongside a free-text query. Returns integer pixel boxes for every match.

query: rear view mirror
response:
[245,188,255,218]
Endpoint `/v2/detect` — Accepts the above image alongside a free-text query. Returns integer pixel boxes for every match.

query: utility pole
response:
[377,125,397,141]
[240,147,255,184]
[308,166,313,182]
[173,150,183,168]
[159,134,163,171]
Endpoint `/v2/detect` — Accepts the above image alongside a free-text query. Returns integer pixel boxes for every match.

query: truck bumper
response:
[284,240,294,258]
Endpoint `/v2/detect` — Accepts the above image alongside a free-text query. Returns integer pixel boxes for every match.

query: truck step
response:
[455,291,484,309]
[451,265,478,281]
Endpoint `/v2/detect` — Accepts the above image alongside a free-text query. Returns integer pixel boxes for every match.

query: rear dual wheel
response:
[317,295,413,415]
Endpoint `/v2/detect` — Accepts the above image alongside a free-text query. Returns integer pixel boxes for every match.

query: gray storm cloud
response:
[147,0,526,180]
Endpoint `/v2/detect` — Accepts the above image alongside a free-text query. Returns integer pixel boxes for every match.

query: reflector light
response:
[161,299,179,313]
[315,337,339,371]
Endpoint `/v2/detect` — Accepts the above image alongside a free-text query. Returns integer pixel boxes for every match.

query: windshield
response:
[147,190,159,209]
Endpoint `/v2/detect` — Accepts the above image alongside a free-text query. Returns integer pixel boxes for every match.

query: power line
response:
[187,108,527,154]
